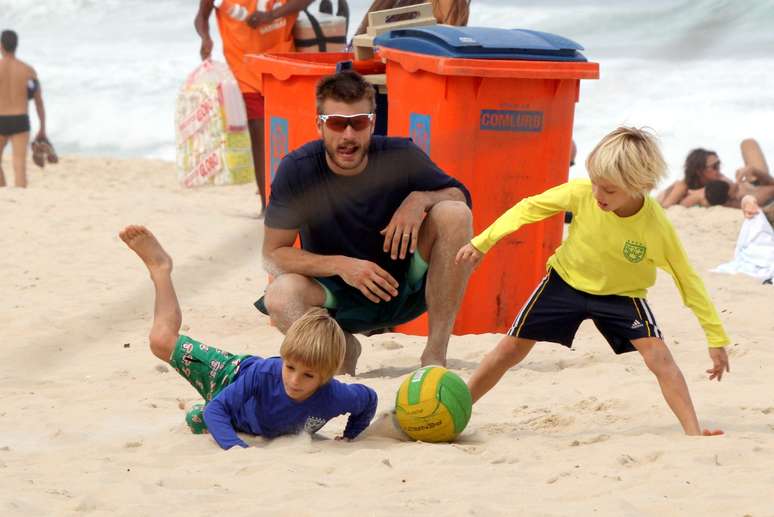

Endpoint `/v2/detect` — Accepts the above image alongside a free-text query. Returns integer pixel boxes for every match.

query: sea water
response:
[2,0,773,186]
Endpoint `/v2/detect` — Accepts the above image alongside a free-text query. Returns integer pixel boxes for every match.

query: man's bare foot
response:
[338,333,362,376]
[420,351,447,368]
[702,429,724,436]
[119,225,173,275]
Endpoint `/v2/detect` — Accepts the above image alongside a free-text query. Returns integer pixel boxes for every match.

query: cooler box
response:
[244,52,384,195]
[375,26,599,335]
[293,4,348,53]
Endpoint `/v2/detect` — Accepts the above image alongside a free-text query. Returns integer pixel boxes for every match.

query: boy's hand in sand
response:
[455,243,483,268]
[707,347,730,381]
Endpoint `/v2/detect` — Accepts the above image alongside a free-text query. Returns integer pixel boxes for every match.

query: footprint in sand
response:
[569,434,610,446]
[522,413,575,431]
[490,456,519,465]
[480,422,520,435]
[618,451,663,466]
[378,340,403,350]
[546,471,571,484]
[451,444,482,455]
[74,496,99,512]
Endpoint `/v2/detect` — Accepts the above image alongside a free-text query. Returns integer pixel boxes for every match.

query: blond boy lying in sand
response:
[119,226,377,450]
[457,127,730,436]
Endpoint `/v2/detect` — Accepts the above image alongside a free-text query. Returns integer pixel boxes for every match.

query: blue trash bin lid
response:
[374,26,587,62]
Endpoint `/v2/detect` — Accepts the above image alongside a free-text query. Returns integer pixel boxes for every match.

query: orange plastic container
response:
[244,52,384,194]
[378,46,599,335]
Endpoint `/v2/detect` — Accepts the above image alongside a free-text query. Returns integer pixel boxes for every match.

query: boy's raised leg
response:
[467,335,535,403]
[632,337,721,436]
[119,225,180,362]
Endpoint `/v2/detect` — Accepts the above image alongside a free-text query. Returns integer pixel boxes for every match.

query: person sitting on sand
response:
[0,29,55,188]
[119,225,377,450]
[457,127,729,436]
[657,147,731,208]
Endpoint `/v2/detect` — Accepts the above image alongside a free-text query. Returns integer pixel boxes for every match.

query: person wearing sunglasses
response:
[657,148,732,208]
[257,70,473,374]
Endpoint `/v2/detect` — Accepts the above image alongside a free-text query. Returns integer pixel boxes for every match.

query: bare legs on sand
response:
[467,335,722,436]
[264,200,474,374]
[119,226,180,362]
[0,131,29,187]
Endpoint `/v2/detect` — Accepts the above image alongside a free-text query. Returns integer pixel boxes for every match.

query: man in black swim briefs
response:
[0,29,50,188]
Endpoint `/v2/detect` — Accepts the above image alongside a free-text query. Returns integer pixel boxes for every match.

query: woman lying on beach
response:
[657,147,731,208]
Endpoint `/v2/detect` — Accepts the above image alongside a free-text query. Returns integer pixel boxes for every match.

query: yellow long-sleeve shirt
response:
[471,179,730,347]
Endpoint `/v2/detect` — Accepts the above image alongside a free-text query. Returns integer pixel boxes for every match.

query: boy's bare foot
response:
[119,225,173,275]
[702,429,724,436]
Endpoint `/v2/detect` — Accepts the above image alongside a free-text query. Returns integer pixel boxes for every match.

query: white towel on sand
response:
[713,212,774,280]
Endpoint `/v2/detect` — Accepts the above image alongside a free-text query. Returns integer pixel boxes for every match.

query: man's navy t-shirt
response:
[265,136,472,282]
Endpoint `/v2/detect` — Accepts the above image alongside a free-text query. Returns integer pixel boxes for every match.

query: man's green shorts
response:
[169,335,250,434]
[254,251,429,334]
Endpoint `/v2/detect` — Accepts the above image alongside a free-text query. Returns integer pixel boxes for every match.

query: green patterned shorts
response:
[169,335,249,434]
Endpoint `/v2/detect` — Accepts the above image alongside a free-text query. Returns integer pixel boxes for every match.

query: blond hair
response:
[280,308,345,383]
[586,127,668,196]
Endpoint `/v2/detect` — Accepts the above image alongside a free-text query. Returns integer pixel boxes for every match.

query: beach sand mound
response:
[1,158,772,516]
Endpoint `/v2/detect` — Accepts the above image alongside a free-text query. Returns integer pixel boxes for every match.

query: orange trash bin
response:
[243,52,384,196]
[375,27,599,335]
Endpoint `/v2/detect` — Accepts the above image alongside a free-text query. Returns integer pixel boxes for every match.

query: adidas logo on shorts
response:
[630,319,643,329]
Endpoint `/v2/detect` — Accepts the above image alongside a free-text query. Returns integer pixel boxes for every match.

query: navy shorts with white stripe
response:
[508,269,663,355]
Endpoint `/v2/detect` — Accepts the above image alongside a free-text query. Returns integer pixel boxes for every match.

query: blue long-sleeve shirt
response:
[203,356,378,450]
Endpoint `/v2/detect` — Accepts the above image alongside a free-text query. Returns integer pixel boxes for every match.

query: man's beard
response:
[324,138,368,172]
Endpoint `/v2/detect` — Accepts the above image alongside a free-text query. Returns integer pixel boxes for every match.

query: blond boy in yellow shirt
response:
[456,127,730,436]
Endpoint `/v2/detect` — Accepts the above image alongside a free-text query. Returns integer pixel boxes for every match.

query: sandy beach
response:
[1,156,773,516]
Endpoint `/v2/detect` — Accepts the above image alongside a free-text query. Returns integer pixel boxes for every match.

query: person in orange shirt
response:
[195,0,313,215]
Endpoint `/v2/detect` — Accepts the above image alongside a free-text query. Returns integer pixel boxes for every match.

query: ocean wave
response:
[2,0,772,175]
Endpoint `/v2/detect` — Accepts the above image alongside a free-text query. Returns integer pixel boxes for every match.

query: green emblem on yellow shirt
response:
[623,240,646,263]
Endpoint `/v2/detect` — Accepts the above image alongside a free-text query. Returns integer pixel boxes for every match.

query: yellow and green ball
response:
[395,366,472,442]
